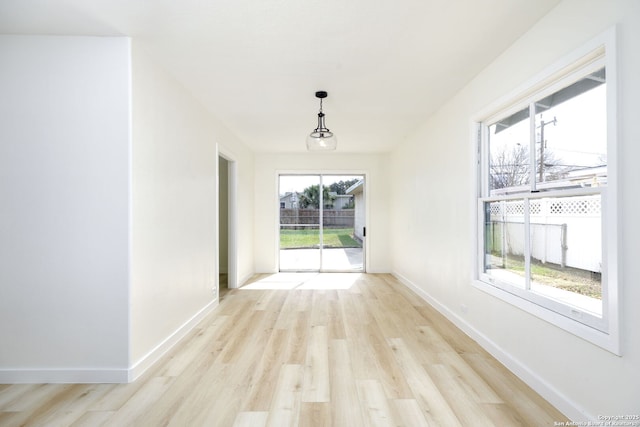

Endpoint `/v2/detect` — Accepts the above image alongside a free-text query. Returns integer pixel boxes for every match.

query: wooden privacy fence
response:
[280,209,354,227]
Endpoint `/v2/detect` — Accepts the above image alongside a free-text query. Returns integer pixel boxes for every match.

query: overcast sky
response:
[491,83,607,169]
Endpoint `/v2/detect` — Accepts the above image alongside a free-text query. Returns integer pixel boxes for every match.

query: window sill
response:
[473,279,621,355]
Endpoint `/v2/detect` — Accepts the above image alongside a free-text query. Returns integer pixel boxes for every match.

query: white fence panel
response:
[490,195,601,272]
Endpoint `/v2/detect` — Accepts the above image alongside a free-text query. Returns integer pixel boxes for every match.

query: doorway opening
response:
[218,153,238,297]
[279,174,365,272]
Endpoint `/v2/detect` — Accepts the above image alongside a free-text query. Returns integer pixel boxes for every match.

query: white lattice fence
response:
[488,195,601,272]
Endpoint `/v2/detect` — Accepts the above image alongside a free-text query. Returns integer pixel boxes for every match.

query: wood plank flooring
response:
[0,273,566,426]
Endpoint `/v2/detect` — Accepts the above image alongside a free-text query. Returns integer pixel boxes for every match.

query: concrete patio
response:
[279,247,364,271]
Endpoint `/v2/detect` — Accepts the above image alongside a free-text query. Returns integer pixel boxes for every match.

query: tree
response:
[299,185,335,209]
[490,144,530,190]
[328,179,360,195]
[490,144,566,190]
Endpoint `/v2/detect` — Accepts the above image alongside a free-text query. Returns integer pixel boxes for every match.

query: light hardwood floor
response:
[0,273,566,426]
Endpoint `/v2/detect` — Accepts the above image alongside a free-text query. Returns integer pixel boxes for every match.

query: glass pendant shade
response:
[306,132,337,151]
[307,91,337,151]
[307,112,337,150]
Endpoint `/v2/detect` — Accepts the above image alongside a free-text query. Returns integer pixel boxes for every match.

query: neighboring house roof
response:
[346,179,364,195]
[280,192,299,201]
[491,166,607,195]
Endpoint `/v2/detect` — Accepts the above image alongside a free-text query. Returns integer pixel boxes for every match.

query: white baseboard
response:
[0,299,219,384]
[391,271,591,422]
[128,298,218,382]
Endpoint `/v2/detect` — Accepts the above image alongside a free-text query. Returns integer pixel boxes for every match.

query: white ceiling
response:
[0,0,561,153]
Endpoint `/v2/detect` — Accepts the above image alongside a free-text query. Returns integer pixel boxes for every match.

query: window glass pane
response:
[484,200,526,289]
[476,45,616,343]
[488,107,531,194]
[529,195,602,316]
[534,68,607,189]
[279,175,321,271]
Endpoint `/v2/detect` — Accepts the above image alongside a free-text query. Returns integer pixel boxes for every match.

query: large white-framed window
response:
[473,29,620,354]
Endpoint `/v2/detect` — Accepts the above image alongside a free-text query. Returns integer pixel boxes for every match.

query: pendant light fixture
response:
[307,91,337,151]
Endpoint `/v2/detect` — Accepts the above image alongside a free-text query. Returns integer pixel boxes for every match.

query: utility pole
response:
[537,116,557,182]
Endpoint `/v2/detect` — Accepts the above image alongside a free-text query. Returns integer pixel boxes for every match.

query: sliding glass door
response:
[279,175,322,271]
[279,174,365,272]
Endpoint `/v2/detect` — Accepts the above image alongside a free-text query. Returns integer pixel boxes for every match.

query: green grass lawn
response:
[280,227,361,249]
[490,252,602,299]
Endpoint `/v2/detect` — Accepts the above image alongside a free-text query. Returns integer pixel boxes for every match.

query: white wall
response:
[253,153,390,273]
[0,35,255,383]
[0,36,131,381]
[389,0,640,419]
[130,44,217,368]
[130,43,254,371]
